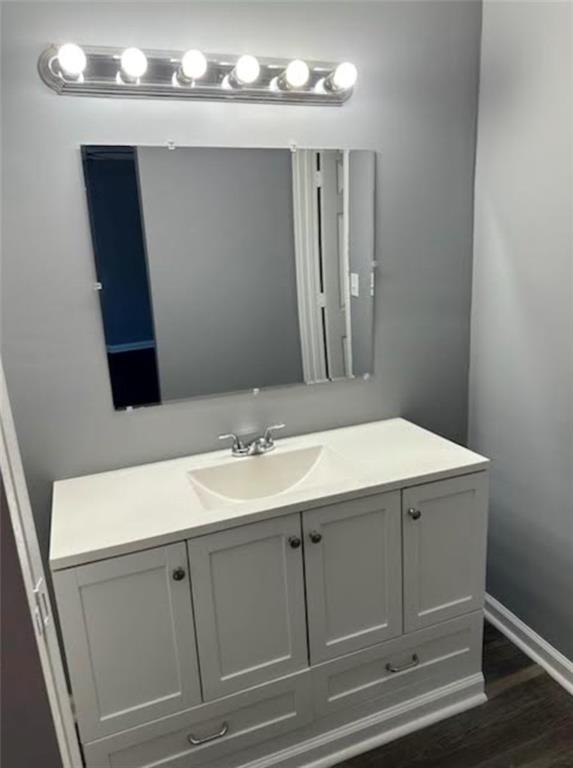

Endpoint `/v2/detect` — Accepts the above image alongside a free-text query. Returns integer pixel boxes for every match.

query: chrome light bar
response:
[38,44,357,106]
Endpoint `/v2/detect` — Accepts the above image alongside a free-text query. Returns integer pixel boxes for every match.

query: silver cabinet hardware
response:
[407,508,422,520]
[172,567,186,581]
[288,536,301,549]
[187,721,229,746]
[385,654,419,673]
[309,530,322,544]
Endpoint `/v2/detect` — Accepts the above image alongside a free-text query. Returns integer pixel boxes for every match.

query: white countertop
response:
[50,418,488,571]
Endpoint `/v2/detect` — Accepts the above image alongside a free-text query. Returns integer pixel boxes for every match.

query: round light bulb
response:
[57,43,86,78]
[234,54,260,85]
[332,62,357,91]
[181,49,207,81]
[285,59,310,89]
[120,47,148,79]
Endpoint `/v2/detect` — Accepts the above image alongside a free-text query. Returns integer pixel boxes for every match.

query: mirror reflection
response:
[82,145,376,409]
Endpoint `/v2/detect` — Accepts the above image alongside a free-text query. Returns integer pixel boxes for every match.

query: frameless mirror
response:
[82,145,376,409]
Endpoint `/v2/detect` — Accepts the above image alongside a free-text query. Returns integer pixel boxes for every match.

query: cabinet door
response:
[52,543,201,741]
[187,514,308,700]
[303,492,402,664]
[402,472,488,632]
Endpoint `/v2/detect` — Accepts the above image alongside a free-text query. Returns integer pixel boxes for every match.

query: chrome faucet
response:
[218,424,286,457]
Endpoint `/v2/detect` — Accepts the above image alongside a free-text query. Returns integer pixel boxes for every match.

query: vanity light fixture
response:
[38,44,357,105]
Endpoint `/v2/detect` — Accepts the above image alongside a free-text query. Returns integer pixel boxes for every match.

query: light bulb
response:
[332,62,357,91]
[181,49,207,81]
[285,59,310,89]
[120,47,148,80]
[233,54,260,85]
[57,43,86,78]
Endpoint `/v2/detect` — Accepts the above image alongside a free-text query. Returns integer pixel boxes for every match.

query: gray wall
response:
[138,147,303,401]
[1,1,481,559]
[469,1,573,657]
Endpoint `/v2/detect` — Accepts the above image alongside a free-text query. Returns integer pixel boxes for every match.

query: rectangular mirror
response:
[82,145,376,409]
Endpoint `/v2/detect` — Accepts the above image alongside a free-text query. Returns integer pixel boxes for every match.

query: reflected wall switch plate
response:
[350,273,360,297]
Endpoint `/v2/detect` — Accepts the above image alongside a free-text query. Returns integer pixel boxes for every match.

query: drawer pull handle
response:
[309,530,322,543]
[172,567,186,581]
[288,536,301,549]
[187,721,229,746]
[407,508,422,520]
[385,654,419,673]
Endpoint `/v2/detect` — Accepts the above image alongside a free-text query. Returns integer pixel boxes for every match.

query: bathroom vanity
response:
[50,418,489,768]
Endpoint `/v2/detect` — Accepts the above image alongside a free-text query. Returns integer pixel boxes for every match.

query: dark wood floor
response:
[337,623,573,768]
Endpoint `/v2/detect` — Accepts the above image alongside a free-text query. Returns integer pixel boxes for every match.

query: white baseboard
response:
[485,594,573,696]
[246,674,486,768]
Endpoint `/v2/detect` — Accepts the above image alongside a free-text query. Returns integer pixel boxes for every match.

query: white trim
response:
[0,360,84,768]
[341,149,353,377]
[291,150,328,384]
[244,674,486,768]
[485,594,573,696]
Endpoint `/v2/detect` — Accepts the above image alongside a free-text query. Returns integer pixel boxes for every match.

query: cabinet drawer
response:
[84,671,313,768]
[313,612,483,716]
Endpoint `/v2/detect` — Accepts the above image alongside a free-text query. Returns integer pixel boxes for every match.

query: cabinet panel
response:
[53,543,201,741]
[403,473,488,632]
[187,514,308,700]
[303,492,402,663]
[84,672,313,768]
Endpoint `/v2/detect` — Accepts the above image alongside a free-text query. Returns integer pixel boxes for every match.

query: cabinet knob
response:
[408,508,422,520]
[309,530,322,544]
[288,536,301,549]
[172,567,186,581]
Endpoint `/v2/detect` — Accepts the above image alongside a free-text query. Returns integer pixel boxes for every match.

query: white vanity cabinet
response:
[49,419,490,768]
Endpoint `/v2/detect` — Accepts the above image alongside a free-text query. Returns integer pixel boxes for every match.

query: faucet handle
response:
[263,424,286,444]
[218,433,245,453]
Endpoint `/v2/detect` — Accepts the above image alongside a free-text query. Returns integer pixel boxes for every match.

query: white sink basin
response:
[189,445,350,510]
